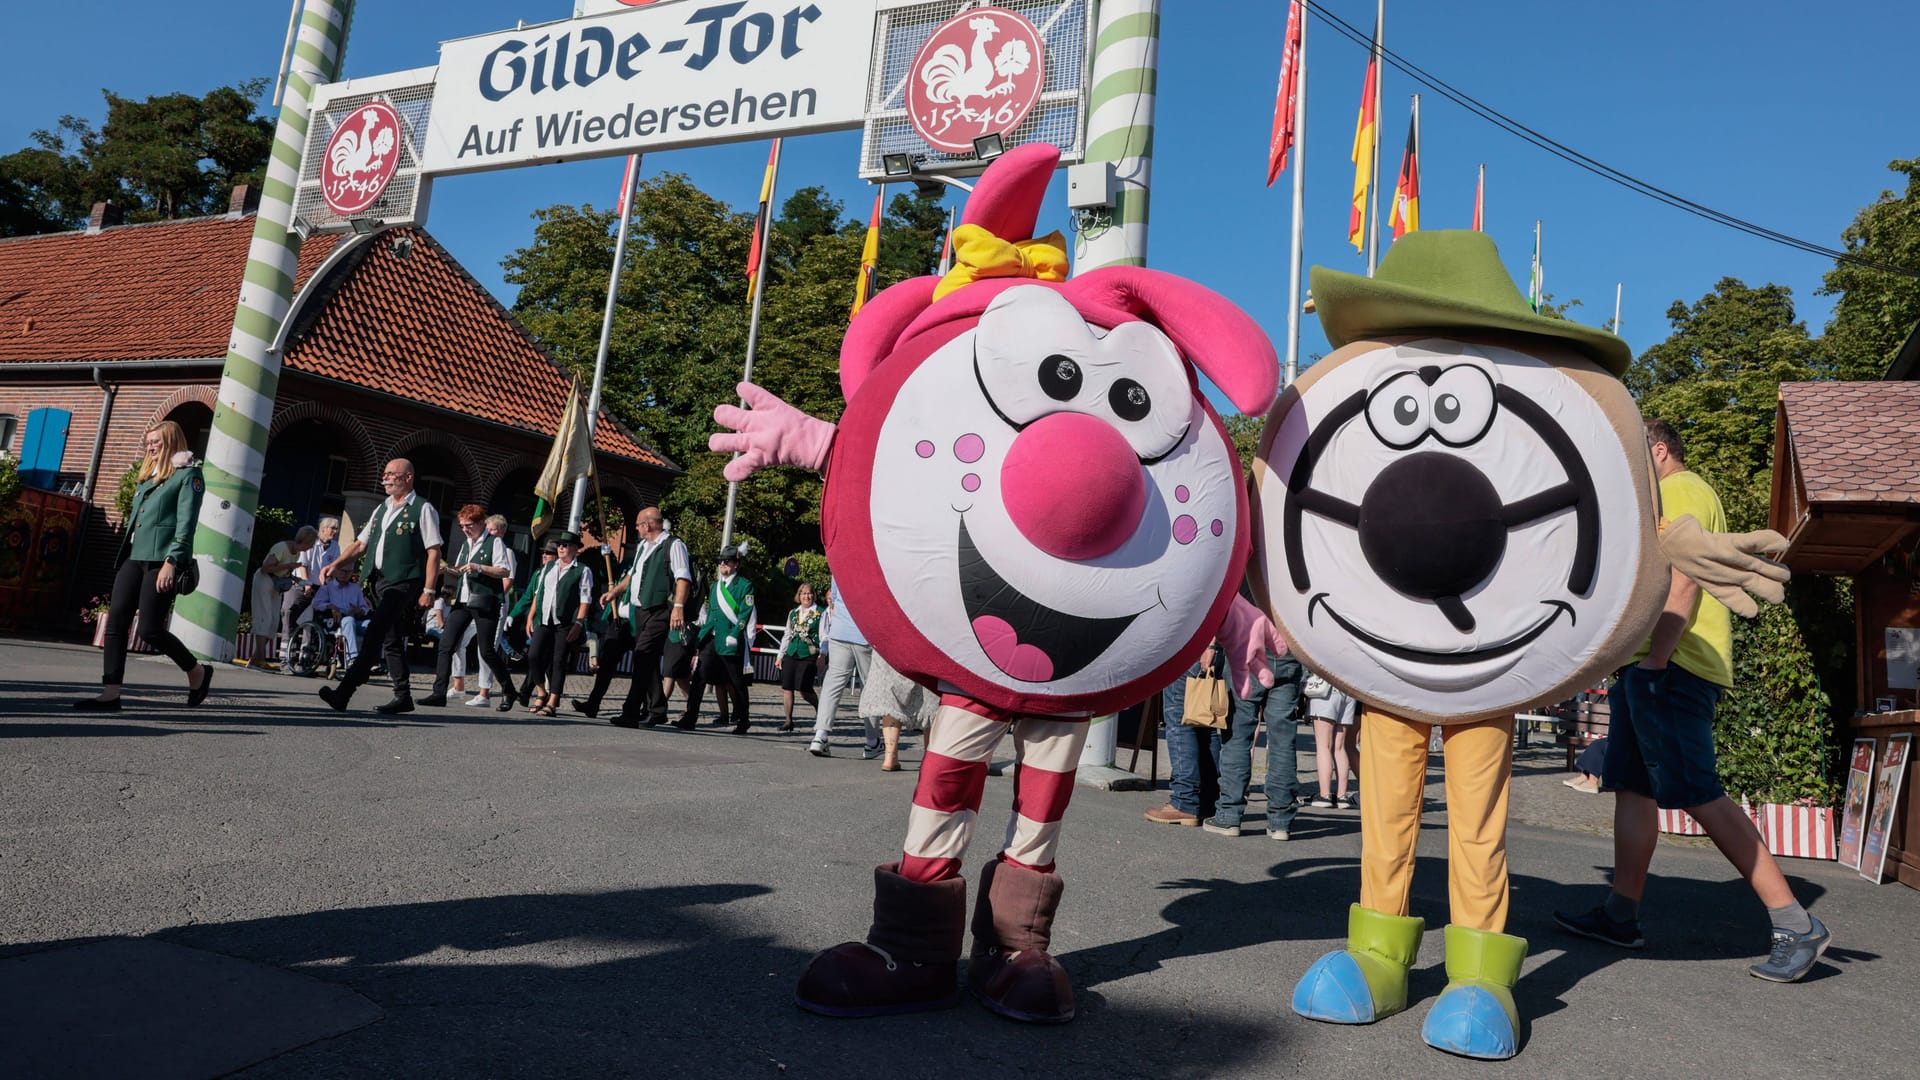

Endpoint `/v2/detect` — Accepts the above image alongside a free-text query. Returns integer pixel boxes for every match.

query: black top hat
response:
[548,530,582,547]
[717,545,743,562]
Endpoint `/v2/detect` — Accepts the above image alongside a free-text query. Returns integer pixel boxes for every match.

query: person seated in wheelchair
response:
[305,565,371,672]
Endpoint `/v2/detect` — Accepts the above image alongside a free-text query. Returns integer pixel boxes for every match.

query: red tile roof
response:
[1779,381,1920,504]
[0,215,673,471]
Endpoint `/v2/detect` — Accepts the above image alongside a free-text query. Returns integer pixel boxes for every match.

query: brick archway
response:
[146,384,217,428]
[269,400,380,491]
[389,428,481,497]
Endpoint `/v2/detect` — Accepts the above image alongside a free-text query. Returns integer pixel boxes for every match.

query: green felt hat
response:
[1311,230,1631,377]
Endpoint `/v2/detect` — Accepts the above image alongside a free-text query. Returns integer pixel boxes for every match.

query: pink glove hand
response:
[1220,593,1287,699]
[709,382,837,482]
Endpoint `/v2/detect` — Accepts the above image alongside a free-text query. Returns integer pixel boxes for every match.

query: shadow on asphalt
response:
[9,883,1288,1077]
[1075,851,1872,1046]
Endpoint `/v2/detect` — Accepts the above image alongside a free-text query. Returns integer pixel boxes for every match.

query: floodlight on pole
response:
[972,133,1006,161]
[882,152,916,178]
[347,217,381,236]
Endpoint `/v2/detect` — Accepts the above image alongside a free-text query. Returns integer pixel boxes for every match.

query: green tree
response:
[1817,157,1920,381]
[0,81,274,234]
[1628,278,1821,532]
[1223,413,1263,473]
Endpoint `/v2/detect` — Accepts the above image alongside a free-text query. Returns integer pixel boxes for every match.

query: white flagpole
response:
[1365,0,1384,277]
[1614,281,1623,335]
[1283,2,1309,387]
[720,142,783,550]
[568,154,642,535]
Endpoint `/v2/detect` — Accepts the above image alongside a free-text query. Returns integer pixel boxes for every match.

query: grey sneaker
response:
[1307,795,1335,809]
[807,741,831,757]
[861,742,884,760]
[1201,817,1242,836]
[1334,795,1356,811]
[1266,828,1290,841]
[1554,904,1646,949]
[1748,916,1830,983]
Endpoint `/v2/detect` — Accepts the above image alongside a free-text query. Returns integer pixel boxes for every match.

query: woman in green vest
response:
[774,582,824,731]
[75,421,213,711]
[517,531,593,718]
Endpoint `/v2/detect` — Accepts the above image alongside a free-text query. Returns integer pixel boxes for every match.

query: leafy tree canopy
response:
[0,80,274,235]
[1817,156,1920,381]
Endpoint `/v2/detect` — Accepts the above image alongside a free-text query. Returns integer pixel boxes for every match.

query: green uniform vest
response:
[531,561,589,626]
[454,534,503,600]
[125,464,204,564]
[781,605,821,659]
[699,574,755,657]
[634,537,682,609]
[360,495,432,583]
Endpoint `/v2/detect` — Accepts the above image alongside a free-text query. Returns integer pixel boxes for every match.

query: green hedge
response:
[1712,576,1852,806]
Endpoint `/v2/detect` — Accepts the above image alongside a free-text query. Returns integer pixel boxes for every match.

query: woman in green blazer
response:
[75,421,213,710]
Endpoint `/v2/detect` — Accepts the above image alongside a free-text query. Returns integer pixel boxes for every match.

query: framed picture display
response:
[1860,734,1913,884]
[1838,738,1876,871]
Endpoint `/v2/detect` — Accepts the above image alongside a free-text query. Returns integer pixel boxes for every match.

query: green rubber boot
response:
[1420,924,1528,1059]
[1291,904,1426,1023]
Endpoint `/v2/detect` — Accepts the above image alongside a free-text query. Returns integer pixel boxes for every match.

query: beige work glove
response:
[1657,514,1790,618]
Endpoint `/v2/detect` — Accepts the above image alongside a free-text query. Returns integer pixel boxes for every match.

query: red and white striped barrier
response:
[1657,800,1835,859]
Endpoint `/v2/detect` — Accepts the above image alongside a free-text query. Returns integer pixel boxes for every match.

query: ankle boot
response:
[1420,924,1527,1060]
[967,858,1075,1023]
[795,863,966,1018]
[1292,903,1426,1024]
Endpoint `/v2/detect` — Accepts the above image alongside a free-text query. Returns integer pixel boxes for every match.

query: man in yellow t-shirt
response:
[1555,420,1830,983]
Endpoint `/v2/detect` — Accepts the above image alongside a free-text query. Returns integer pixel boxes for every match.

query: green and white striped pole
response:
[1077,0,1159,273]
[1077,0,1160,788]
[174,0,356,661]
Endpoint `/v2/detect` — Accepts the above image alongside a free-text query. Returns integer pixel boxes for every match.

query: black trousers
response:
[101,558,199,685]
[617,604,673,723]
[683,639,749,726]
[337,575,422,698]
[580,618,634,712]
[520,622,577,702]
[432,597,508,698]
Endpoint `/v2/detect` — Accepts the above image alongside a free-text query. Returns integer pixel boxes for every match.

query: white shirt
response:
[453,531,515,604]
[299,538,340,583]
[627,530,693,608]
[538,558,594,625]
[371,491,443,570]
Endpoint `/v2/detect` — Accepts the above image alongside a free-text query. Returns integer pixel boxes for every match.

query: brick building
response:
[0,192,678,620]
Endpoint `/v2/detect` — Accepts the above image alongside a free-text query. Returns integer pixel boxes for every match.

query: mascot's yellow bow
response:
[932,224,1070,302]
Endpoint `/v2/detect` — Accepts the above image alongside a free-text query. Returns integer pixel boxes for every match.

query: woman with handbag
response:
[1304,668,1358,809]
[773,582,823,732]
[250,526,315,662]
[75,421,212,710]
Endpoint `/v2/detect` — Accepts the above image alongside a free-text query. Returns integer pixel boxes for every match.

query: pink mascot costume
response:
[711,145,1283,1023]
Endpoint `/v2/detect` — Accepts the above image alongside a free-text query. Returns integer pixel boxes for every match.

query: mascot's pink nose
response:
[1000,412,1146,561]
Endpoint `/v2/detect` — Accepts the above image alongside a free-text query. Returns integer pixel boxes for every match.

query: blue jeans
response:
[1217,654,1306,829]
[1162,662,1222,817]
[1602,662,1726,809]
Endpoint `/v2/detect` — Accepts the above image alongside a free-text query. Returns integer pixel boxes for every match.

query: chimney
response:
[85,202,122,234]
[227,184,260,218]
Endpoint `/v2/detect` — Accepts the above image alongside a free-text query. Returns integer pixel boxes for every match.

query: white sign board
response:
[425,0,877,176]
[576,0,688,15]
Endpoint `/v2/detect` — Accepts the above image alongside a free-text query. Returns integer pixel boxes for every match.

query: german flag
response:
[1389,99,1419,239]
[851,189,883,319]
[744,139,781,295]
[1348,22,1379,252]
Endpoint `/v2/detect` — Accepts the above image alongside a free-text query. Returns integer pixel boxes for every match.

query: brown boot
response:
[967,858,1075,1023]
[796,863,966,1018]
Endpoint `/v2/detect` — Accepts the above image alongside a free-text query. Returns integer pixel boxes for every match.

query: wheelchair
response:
[285,611,348,680]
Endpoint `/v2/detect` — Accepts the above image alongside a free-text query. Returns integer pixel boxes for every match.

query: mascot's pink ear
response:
[960,142,1059,239]
[1065,269,1280,417]
[841,276,938,402]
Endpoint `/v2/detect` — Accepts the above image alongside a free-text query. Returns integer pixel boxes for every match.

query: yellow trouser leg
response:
[1357,709,1431,918]
[1440,715,1514,932]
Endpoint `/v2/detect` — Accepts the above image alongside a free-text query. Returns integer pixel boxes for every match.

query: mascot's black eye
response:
[1109,378,1151,421]
[1434,393,1461,424]
[1039,354,1082,401]
[1393,395,1421,426]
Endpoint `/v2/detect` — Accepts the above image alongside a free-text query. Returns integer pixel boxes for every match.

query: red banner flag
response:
[1388,102,1419,239]
[1472,163,1485,231]
[1266,0,1305,186]
[1348,22,1379,252]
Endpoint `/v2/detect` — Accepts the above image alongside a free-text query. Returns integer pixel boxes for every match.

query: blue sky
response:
[3,1,1912,399]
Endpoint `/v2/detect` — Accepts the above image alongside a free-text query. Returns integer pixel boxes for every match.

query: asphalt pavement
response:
[3,636,1915,1079]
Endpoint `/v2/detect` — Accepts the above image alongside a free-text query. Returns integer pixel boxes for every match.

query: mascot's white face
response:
[1255,337,1660,720]
[849,286,1244,705]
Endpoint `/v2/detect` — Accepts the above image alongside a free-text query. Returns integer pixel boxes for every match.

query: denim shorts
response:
[1602,662,1726,810]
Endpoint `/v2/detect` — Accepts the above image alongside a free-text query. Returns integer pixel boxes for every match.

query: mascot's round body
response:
[713,144,1278,1025]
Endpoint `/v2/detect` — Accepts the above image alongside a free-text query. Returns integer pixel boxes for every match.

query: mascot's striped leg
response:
[900,701,1017,883]
[969,716,1088,1024]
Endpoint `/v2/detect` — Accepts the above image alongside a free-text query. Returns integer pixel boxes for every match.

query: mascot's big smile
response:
[959,518,1140,683]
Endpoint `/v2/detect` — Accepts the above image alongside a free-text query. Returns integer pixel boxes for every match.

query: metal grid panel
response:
[859,0,1092,179]
[293,78,436,232]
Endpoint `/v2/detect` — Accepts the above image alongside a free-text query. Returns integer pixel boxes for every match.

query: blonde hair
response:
[137,422,190,483]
